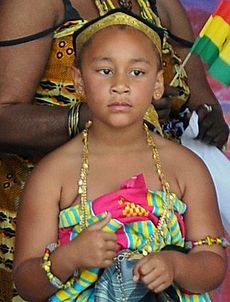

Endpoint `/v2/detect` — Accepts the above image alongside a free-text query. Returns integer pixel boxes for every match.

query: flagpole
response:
[170,52,192,86]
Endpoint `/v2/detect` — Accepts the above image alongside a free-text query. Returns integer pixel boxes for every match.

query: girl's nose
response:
[110,74,130,95]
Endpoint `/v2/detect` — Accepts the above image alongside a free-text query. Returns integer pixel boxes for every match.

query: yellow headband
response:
[74,9,163,57]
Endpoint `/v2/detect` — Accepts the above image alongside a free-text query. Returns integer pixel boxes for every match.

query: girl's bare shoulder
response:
[153,133,210,183]
[32,135,83,181]
[153,132,195,159]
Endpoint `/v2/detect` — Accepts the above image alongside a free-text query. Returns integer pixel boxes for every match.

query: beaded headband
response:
[73,8,164,58]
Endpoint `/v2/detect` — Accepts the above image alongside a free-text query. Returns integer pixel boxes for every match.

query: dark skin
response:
[0,0,228,158]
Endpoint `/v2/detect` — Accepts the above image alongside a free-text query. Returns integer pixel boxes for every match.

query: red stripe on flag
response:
[212,0,230,24]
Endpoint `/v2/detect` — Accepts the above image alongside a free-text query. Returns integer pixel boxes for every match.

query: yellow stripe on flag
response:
[199,15,230,64]
[219,31,230,64]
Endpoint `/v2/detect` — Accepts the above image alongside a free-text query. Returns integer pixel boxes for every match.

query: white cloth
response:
[181,111,230,235]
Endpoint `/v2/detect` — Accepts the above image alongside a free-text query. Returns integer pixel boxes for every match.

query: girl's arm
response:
[13,145,117,301]
[171,149,226,292]
[134,146,226,293]
[13,153,73,300]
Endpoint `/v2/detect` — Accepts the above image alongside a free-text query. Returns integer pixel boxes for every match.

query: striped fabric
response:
[191,0,230,85]
[49,174,210,302]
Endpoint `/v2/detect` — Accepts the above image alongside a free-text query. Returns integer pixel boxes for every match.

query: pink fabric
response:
[175,211,186,238]
[58,227,72,245]
[92,174,158,249]
[92,174,153,224]
[58,174,185,251]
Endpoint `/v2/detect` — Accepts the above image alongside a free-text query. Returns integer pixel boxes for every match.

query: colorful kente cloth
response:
[49,174,210,302]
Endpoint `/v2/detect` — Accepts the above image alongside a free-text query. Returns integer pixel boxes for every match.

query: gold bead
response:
[147,246,152,253]
[142,249,148,256]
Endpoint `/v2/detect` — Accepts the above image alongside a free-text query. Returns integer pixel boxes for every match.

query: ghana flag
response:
[191,0,230,85]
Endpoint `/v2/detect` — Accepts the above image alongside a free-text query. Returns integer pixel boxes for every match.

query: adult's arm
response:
[157,0,229,148]
[0,0,75,157]
[157,0,218,109]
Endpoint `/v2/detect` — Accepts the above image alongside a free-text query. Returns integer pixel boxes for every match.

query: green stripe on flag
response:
[209,56,230,85]
[191,35,219,66]
[188,1,230,86]
[191,35,230,85]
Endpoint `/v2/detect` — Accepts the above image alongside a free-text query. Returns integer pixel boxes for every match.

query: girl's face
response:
[73,26,164,129]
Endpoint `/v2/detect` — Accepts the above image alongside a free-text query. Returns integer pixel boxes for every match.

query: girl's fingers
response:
[87,213,111,231]
[142,274,169,293]
[102,231,117,242]
[133,257,150,281]
[148,280,169,293]
[104,250,117,261]
[141,269,161,286]
[105,240,119,251]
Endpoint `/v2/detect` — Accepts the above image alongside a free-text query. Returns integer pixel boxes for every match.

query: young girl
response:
[13,9,227,302]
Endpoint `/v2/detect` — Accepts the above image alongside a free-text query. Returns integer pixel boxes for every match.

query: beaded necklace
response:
[78,122,175,254]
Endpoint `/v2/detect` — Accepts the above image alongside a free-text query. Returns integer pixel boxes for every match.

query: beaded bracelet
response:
[185,236,230,251]
[42,243,77,289]
[68,102,82,138]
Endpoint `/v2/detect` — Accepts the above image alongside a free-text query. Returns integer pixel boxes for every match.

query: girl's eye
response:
[98,68,112,75]
[130,70,145,76]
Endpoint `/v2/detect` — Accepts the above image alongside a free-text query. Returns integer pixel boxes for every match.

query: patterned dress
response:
[49,174,211,302]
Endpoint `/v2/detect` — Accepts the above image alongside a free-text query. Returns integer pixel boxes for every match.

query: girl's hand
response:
[72,214,118,268]
[133,251,175,293]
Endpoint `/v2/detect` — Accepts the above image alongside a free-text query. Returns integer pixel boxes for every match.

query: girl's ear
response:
[71,66,86,101]
[152,70,164,100]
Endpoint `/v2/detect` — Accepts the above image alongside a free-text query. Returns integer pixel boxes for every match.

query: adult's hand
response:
[196,104,229,149]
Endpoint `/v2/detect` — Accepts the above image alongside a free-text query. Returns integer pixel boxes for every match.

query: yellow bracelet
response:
[42,243,77,289]
[185,236,230,250]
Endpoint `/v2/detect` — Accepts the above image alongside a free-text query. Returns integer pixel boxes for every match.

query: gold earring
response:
[76,85,86,102]
[154,92,161,99]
